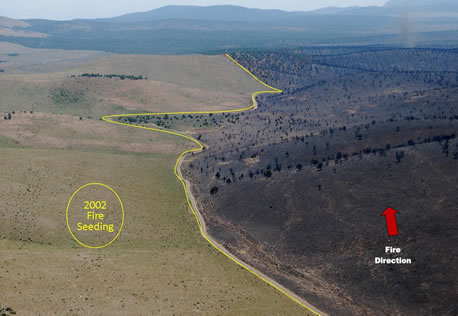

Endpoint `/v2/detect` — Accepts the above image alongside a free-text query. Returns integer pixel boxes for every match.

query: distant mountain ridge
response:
[1,3,457,55]
[101,5,306,23]
[102,2,458,23]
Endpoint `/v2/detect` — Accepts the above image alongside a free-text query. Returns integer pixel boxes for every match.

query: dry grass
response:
[78,54,264,93]
[0,112,190,154]
[0,143,306,315]
[0,49,308,315]
[0,46,264,117]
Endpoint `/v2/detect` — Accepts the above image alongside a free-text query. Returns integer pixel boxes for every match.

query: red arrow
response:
[381,207,399,236]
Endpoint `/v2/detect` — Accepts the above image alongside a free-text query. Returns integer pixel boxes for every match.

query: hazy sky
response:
[2,0,389,20]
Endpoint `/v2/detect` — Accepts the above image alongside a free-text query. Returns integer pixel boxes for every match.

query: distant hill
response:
[103,5,306,23]
[0,16,30,28]
[0,16,47,38]
[0,4,457,54]
[103,3,458,23]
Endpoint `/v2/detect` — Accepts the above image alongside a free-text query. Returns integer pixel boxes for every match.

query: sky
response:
[2,0,389,20]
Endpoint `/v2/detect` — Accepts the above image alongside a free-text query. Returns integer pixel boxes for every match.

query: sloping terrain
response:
[0,44,261,117]
[187,48,458,315]
[0,17,47,38]
[0,51,312,315]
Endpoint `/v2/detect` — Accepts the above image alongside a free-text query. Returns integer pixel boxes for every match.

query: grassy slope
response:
[0,50,310,315]
[0,146,304,315]
[0,45,260,117]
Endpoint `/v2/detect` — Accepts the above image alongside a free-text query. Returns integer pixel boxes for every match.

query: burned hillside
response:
[185,48,458,315]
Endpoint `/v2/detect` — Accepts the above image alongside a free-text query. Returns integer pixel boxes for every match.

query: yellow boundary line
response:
[102,54,321,315]
[66,182,125,249]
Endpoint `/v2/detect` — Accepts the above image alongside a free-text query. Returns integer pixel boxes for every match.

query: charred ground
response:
[184,48,458,315]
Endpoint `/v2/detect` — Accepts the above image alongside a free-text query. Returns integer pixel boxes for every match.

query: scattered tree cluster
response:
[76,73,146,80]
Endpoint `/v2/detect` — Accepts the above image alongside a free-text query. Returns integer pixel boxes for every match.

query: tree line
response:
[74,73,146,80]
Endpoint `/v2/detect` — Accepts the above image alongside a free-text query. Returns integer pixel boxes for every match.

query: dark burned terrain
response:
[183,48,458,315]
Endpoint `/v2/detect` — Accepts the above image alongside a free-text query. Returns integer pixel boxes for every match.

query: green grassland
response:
[0,47,309,315]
